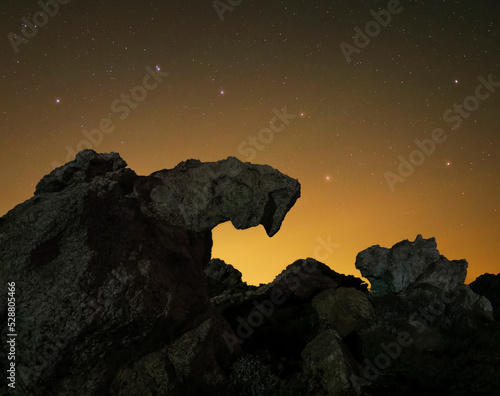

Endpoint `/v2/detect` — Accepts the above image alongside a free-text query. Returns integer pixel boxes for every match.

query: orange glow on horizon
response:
[1,0,498,286]
[2,145,496,288]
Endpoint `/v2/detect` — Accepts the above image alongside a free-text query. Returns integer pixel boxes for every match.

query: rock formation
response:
[1,151,499,396]
[204,258,251,298]
[355,234,468,295]
[0,150,300,395]
[35,150,301,237]
[470,273,500,319]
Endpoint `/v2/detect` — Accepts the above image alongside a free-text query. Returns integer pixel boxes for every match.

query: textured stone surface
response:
[301,329,353,395]
[204,258,250,298]
[355,234,468,295]
[470,273,500,318]
[109,348,171,396]
[148,156,301,236]
[0,150,300,395]
[208,258,367,314]
[312,287,375,338]
[270,258,368,299]
[35,150,128,195]
[456,284,494,321]
[1,150,499,395]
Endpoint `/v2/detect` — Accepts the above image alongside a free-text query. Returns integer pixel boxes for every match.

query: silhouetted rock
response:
[470,273,500,318]
[355,234,468,295]
[210,258,367,316]
[0,150,300,395]
[266,258,368,300]
[204,258,250,298]
[149,156,300,236]
[35,150,128,195]
[1,151,499,396]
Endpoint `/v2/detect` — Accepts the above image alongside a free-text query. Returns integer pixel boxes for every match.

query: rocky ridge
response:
[1,150,499,395]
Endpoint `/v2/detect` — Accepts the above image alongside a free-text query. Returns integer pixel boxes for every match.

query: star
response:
[220,90,225,95]
[55,99,60,104]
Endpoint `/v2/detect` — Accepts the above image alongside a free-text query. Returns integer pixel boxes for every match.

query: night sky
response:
[1,0,499,286]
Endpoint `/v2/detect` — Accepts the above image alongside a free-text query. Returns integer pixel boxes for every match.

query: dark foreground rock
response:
[1,151,499,396]
[0,150,300,395]
[470,273,500,319]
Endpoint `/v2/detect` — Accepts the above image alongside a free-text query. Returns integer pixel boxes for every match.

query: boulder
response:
[0,150,300,395]
[270,258,368,299]
[301,329,355,395]
[312,287,375,338]
[2,149,499,395]
[35,150,128,195]
[109,348,172,396]
[204,258,250,298]
[148,156,300,236]
[470,273,500,318]
[355,234,467,295]
[455,285,494,322]
[209,258,366,315]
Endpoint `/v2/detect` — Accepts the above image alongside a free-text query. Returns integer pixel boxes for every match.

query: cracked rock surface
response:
[355,234,468,295]
[1,150,499,396]
[0,150,300,395]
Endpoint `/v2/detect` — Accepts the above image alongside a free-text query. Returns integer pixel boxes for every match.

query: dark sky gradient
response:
[1,0,499,285]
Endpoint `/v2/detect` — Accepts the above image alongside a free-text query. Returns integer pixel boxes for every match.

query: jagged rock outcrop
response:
[470,273,500,311]
[207,258,367,314]
[35,151,301,237]
[204,258,252,298]
[2,150,499,396]
[0,150,300,396]
[149,157,300,237]
[205,258,368,395]
[355,234,468,295]
[206,254,499,396]
[470,273,500,320]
